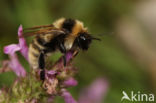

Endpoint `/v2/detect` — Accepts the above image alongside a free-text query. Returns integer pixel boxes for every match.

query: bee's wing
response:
[23,25,65,37]
[23,24,54,31]
[23,29,65,37]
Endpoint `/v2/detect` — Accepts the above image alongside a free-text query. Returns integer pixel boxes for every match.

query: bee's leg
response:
[40,69,45,81]
[63,55,66,66]
[38,51,45,80]
[59,43,66,66]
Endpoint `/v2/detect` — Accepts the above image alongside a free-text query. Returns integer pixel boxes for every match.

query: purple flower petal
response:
[9,54,26,77]
[45,70,57,79]
[18,25,29,61]
[19,38,28,61]
[47,70,57,75]
[4,44,20,55]
[18,25,23,37]
[63,78,78,87]
[3,25,28,77]
[78,78,109,103]
[4,25,29,61]
[65,51,73,62]
[61,89,77,103]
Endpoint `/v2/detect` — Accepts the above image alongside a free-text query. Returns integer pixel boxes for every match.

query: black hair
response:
[62,18,76,33]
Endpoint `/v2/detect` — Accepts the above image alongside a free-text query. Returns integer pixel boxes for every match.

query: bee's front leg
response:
[38,51,45,80]
[63,55,66,66]
[59,43,67,66]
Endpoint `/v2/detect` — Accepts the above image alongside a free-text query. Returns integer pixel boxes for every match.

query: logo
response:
[121,91,155,102]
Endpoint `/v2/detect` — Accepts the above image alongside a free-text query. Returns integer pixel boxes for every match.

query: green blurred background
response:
[0,0,156,103]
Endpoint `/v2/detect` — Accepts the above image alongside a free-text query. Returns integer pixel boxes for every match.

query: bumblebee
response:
[24,18,100,80]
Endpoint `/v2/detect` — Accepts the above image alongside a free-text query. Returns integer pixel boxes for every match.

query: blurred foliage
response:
[0,0,153,103]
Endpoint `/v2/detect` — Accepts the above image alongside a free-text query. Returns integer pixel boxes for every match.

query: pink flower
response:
[63,77,78,87]
[3,25,28,77]
[8,54,26,77]
[43,70,58,95]
[4,25,28,61]
[61,89,78,103]
[60,77,108,103]
[65,51,74,62]
[45,70,57,79]
[78,78,109,103]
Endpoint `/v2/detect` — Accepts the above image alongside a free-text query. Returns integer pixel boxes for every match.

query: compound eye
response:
[80,35,86,41]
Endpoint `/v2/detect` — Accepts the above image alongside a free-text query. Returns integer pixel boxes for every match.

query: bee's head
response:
[54,18,100,50]
[75,32,100,50]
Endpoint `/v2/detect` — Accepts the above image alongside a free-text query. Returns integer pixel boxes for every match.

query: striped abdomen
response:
[28,38,44,69]
[28,34,55,69]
